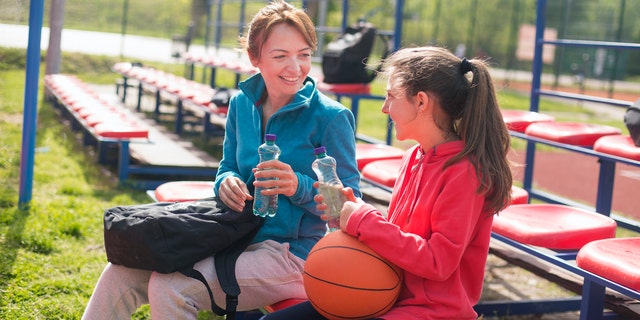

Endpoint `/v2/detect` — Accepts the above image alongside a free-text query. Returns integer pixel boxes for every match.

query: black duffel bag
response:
[103,197,263,319]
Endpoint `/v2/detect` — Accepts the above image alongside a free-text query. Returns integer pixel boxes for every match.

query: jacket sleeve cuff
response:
[290,172,316,205]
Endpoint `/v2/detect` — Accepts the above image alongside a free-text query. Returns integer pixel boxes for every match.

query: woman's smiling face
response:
[250,23,313,100]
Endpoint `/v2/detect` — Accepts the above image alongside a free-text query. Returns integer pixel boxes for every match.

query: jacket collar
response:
[238,73,317,111]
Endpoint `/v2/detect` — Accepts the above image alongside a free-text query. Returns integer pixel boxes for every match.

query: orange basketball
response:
[303,230,402,320]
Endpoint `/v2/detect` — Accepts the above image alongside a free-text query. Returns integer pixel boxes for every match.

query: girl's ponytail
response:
[455,58,512,213]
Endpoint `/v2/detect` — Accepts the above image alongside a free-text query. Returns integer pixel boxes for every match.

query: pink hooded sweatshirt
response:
[346,142,493,319]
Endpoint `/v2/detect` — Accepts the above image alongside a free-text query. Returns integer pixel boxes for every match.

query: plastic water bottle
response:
[253,134,281,217]
[312,146,347,231]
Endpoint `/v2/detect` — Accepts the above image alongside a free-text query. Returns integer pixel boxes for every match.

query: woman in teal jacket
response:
[215,72,361,260]
[81,1,360,319]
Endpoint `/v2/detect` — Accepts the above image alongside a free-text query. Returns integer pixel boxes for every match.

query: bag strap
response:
[215,221,262,319]
[180,218,264,319]
[180,267,228,315]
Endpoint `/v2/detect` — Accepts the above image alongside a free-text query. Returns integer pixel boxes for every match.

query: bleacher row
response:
[44,73,219,189]
[47,54,640,318]
[44,74,150,180]
[506,113,640,234]
[182,52,258,89]
[483,110,640,318]
[113,61,232,138]
[45,74,150,141]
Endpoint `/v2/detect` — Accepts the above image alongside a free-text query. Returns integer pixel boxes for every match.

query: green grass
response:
[0,69,149,319]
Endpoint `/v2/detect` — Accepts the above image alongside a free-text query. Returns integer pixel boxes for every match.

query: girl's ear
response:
[416,91,431,113]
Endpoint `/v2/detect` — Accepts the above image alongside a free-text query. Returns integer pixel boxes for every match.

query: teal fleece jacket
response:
[214,74,362,260]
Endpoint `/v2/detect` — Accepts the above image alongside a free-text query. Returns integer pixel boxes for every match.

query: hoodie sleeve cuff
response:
[345,203,383,237]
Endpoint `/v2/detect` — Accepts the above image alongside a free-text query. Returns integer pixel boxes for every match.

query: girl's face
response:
[382,76,421,141]
[250,23,313,100]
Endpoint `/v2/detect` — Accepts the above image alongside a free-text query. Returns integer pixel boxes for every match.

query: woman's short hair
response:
[241,0,317,60]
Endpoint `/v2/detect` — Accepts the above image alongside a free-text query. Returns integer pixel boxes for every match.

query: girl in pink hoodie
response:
[263,46,513,319]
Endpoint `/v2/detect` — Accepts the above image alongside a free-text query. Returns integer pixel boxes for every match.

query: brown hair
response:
[240,0,317,61]
[382,46,513,214]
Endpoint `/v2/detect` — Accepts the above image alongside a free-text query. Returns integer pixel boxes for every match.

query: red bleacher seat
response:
[524,122,621,147]
[360,158,402,188]
[203,54,226,68]
[492,204,617,250]
[84,113,130,127]
[112,62,133,74]
[593,135,640,161]
[361,157,532,204]
[317,82,371,95]
[179,83,213,101]
[154,181,215,202]
[190,90,215,107]
[93,122,149,139]
[576,237,640,291]
[501,109,555,133]
[262,298,307,313]
[510,186,529,205]
[75,103,119,119]
[45,74,150,140]
[355,143,405,171]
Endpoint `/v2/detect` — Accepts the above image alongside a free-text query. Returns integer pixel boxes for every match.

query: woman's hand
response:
[218,176,253,212]
[253,160,299,197]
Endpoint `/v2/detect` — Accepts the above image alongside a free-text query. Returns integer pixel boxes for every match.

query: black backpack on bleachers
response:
[624,99,640,147]
[321,21,391,84]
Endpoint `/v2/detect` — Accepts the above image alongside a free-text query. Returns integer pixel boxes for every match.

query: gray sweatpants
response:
[81,240,306,320]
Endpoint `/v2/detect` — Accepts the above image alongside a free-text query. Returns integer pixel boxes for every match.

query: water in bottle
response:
[253,134,281,217]
[312,146,347,231]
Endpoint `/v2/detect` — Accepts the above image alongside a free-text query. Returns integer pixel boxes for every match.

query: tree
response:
[191,0,209,38]
[45,0,65,75]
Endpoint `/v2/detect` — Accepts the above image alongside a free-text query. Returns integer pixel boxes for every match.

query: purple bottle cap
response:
[314,146,326,155]
[265,133,276,141]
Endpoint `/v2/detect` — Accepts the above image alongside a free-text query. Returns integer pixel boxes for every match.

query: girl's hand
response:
[338,188,360,229]
[313,182,360,228]
[253,160,299,197]
[219,176,253,212]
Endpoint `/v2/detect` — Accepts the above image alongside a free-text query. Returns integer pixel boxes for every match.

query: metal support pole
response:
[341,0,349,31]
[18,0,45,208]
[608,0,626,98]
[393,0,404,51]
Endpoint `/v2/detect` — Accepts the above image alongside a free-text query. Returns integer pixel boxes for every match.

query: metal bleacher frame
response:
[520,0,640,233]
[477,0,640,318]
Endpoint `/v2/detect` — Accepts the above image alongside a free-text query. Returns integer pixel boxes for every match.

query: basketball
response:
[303,230,402,320]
